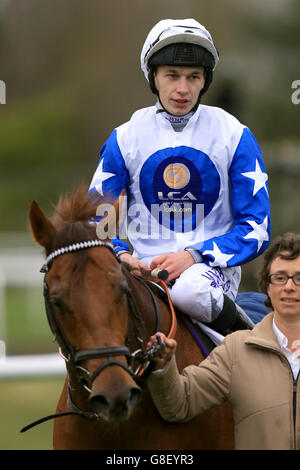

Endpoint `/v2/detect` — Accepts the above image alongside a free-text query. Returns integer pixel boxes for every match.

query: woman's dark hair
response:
[259,232,300,308]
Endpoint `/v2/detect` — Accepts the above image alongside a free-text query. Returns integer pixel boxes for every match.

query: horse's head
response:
[29,187,142,422]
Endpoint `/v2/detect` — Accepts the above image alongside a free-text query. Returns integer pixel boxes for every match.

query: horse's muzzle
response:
[88,384,142,421]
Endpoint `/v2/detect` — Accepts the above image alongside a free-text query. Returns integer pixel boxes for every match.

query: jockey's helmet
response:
[140,19,219,100]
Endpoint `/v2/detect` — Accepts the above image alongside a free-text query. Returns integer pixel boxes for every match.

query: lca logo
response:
[163,163,191,189]
[0,80,6,104]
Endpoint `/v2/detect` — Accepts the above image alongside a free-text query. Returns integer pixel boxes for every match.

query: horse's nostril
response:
[89,386,142,417]
[89,394,110,412]
[130,387,142,406]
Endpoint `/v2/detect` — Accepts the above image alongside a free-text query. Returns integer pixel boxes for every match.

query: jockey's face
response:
[154,65,205,116]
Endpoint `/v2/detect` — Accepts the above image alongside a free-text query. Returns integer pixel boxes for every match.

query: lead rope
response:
[137,278,177,378]
[159,279,177,339]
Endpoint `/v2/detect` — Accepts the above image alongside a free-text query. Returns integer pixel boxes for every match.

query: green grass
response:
[0,378,65,450]
[0,286,64,449]
[5,286,57,355]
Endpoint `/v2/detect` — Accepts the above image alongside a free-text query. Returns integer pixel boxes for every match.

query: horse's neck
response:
[125,272,172,342]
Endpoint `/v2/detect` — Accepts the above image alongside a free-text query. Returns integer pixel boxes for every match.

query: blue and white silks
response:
[89,103,270,269]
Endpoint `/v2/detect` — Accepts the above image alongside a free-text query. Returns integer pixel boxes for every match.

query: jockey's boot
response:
[206,295,255,335]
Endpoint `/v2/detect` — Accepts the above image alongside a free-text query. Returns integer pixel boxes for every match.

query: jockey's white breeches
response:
[169,264,241,323]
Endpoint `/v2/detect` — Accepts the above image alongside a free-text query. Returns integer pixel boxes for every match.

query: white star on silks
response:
[241,159,268,196]
[203,242,235,267]
[91,159,116,196]
[244,215,269,253]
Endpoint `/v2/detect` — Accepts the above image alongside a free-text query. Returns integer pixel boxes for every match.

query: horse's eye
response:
[51,296,65,313]
[114,280,130,304]
[120,279,130,294]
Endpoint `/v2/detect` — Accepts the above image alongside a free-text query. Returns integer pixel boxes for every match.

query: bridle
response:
[21,239,169,432]
[42,240,166,387]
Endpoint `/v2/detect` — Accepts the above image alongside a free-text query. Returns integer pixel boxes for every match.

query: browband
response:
[41,240,114,273]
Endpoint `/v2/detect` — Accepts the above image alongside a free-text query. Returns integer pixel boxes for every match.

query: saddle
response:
[146,281,217,357]
[146,281,257,358]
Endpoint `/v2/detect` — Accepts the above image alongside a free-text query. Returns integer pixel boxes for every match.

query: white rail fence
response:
[0,353,65,380]
[0,235,66,380]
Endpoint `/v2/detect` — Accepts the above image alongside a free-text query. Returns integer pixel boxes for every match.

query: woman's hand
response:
[146,332,177,370]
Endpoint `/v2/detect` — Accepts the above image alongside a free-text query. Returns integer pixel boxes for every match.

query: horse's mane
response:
[49,184,107,250]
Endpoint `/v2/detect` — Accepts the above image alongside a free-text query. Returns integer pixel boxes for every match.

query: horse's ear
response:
[29,200,55,249]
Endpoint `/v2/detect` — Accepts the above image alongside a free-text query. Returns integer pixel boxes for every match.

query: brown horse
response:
[28,186,234,450]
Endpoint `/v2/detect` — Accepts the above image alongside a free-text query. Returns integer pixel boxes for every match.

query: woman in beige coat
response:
[146,232,300,450]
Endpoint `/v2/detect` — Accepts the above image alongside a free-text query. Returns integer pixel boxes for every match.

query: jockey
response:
[89,19,271,339]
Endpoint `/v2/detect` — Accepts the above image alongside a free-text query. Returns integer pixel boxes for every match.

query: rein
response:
[21,239,176,432]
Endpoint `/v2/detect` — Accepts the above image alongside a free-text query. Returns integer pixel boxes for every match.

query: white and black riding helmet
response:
[141,19,219,101]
